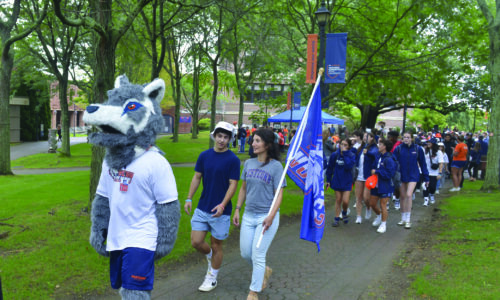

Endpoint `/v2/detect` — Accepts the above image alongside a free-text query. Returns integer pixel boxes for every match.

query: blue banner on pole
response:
[293,92,301,109]
[324,33,347,84]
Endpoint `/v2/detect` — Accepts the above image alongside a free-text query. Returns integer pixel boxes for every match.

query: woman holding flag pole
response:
[233,128,286,300]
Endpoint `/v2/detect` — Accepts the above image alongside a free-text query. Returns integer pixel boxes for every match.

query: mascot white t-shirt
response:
[96,149,177,252]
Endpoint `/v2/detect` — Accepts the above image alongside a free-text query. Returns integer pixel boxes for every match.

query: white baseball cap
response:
[211,121,235,142]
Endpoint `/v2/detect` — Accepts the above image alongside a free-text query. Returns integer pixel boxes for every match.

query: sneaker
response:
[397,220,406,226]
[355,215,362,224]
[353,202,357,208]
[394,199,400,210]
[342,211,349,224]
[423,198,429,207]
[365,209,372,220]
[430,196,435,204]
[372,215,381,227]
[199,275,217,292]
[332,217,340,227]
[386,201,390,211]
[405,222,411,229]
[416,189,420,193]
[377,223,386,233]
[435,190,440,194]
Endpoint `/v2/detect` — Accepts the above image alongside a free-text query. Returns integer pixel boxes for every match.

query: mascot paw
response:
[90,230,109,257]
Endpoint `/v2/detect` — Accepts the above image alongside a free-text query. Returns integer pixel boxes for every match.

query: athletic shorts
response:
[191,208,230,240]
[370,188,393,198]
[110,247,155,291]
[451,160,466,169]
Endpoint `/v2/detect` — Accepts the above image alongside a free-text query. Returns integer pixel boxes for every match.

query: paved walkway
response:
[10,137,88,161]
[94,189,443,300]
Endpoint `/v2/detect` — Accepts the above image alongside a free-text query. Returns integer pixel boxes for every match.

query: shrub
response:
[198,118,211,131]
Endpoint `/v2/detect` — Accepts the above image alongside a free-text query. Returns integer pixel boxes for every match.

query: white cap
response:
[211,121,235,142]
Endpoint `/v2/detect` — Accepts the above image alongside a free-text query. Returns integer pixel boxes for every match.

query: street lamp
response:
[315,1,331,107]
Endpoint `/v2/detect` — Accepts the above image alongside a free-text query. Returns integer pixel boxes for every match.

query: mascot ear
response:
[143,78,165,104]
[114,75,130,89]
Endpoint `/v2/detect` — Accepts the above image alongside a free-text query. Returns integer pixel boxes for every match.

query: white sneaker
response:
[416,189,421,193]
[377,223,386,233]
[430,196,435,204]
[355,215,362,224]
[423,198,429,207]
[397,220,406,226]
[365,209,372,220]
[198,275,217,292]
[353,202,357,208]
[405,222,412,229]
[435,190,440,194]
[372,215,382,227]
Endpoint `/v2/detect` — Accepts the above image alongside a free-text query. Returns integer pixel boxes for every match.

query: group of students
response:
[323,129,471,234]
[185,121,285,300]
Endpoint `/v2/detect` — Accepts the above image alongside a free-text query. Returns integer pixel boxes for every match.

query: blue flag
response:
[324,33,347,84]
[286,85,325,251]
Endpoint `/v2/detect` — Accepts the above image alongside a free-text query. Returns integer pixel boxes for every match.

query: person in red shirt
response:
[450,135,468,192]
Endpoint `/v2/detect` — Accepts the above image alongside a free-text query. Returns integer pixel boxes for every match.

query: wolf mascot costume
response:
[83,75,180,300]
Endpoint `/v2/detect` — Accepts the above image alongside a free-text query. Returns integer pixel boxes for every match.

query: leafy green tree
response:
[22,1,86,156]
[477,0,499,190]
[53,0,154,204]
[408,109,447,132]
[0,0,47,175]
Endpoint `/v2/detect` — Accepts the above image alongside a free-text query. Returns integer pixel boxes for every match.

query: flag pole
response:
[256,68,324,248]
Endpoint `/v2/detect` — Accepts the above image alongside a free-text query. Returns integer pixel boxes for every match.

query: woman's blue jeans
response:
[240,211,279,292]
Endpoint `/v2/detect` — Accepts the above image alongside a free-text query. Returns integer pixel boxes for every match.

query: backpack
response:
[391,153,401,189]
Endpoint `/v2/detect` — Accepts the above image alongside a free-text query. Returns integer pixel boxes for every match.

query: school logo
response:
[109,169,135,192]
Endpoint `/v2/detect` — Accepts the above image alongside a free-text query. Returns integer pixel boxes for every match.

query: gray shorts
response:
[191,208,230,240]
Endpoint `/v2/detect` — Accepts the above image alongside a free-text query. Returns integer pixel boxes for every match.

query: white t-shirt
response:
[356,152,365,181]
[96,149,178,251]
[425,150,445,176]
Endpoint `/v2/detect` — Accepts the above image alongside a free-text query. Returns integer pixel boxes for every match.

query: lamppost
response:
[315,1,331,107]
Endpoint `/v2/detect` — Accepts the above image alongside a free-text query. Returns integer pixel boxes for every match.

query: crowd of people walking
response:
[182,121,490,299]
[323,127,491,234]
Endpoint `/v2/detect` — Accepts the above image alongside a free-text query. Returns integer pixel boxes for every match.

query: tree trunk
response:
[88,0,116,206]
[359,105,380,131]
[0,47,14,175]
[482,22,500,190]
[191,51,201,139]
[209,58,219,149]
[58,79,71,156]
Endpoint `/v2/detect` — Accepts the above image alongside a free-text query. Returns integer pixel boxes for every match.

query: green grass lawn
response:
[408,181,500,299]
[0,164,305,299]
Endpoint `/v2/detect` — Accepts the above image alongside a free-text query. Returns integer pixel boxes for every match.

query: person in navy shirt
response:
[368,139,396,233]
[184,121,241,292]
[393,132,429,229]
[326,139,356,227]
[361,132,379,222]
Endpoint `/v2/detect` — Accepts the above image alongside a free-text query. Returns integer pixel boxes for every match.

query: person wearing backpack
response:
[326,139,356,227]
[394,132,429,229]
[360,132,380,222]
[368,139,396,233]
[423,138,444,206]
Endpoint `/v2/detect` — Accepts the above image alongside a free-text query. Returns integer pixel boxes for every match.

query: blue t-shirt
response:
[195,148,240,215]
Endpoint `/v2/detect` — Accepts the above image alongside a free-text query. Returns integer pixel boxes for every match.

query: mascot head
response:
[83,75,165,169]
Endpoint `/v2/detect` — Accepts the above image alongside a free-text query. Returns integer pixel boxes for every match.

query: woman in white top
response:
[423,139,444,206]
[436,142,449,193]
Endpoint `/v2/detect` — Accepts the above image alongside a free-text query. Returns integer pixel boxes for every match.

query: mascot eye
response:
[122,101,144,116]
